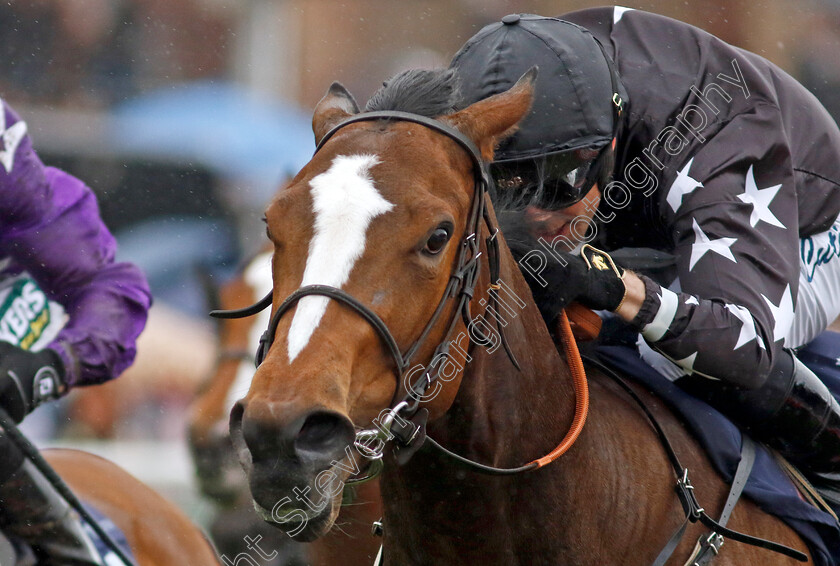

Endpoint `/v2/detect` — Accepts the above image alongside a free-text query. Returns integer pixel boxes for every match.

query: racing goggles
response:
[491,146,605,210]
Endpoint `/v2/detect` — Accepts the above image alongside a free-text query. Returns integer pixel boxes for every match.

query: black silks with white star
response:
[651,116,796,386]
[563,7,840,386]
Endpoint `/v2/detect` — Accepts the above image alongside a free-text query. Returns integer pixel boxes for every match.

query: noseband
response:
[212,110,518,443]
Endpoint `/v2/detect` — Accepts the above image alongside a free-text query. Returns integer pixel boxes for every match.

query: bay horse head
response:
[227,68,537,540]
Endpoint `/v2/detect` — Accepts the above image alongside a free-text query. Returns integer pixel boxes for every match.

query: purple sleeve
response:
[0,101,152,387]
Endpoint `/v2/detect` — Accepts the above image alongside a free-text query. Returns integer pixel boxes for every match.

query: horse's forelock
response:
[364,68,461,117]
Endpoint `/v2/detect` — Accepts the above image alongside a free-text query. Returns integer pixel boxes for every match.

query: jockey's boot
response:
[0,429,103,566]
[678,349,840,475]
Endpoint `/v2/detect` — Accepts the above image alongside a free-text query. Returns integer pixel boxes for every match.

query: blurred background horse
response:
[188,249,381,566]
[44,449,219,565]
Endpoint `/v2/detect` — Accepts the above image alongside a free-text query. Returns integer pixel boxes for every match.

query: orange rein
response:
[529,309,590,468]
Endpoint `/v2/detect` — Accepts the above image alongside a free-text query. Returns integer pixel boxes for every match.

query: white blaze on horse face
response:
[287,154,393,362]
[225,251,274,412]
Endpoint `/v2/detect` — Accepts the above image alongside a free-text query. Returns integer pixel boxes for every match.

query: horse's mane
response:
[365,68,533,234]
[365,68,461,117]
[366,68,543,217]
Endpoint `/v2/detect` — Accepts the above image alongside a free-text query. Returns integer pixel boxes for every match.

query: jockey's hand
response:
[0,342,66,423]
[505,233,627,323]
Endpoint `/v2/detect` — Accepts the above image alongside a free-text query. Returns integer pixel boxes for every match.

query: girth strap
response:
[583,354,807,563]
[691,437,757,565]
[653,437,757,566]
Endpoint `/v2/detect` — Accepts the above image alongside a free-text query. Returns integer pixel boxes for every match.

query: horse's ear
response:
[443,67,537,161]
[312,82,360,146]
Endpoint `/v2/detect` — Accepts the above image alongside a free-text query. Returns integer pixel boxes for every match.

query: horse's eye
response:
[424,226,452,255]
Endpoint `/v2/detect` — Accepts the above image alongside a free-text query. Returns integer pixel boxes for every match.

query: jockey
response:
[0,100,151,563]
[451,9,840,492]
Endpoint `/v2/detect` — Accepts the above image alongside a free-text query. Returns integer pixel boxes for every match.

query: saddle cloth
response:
[594,340,840,566]
[80,502,135,566]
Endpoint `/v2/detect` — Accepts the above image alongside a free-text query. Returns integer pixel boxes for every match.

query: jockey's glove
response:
[506,235,627,324]
[0,342,66,423]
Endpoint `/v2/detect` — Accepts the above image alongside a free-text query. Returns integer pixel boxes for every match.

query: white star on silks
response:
[725,304,765,350]
[685,296,699,306]
[835,357,840,367]
[689,219,737,270]
[666,157,703,212]
[0,100,26,174]
[674,352,698,375]
[761,284,794,345]
[613,6,634,23]
[737,165,785,229]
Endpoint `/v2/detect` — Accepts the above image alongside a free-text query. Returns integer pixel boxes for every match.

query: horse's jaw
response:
[243,454,352,542]
[252,493,341,542]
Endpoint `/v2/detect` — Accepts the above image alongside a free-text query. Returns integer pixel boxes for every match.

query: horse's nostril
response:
[228,400,254,467]
[236,402,354,469]
[229,400,245,436]
[295,410,355,461]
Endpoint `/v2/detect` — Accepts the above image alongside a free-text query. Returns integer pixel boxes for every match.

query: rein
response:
[422,310,589,474]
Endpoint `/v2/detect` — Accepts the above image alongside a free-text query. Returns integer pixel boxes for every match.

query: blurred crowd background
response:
[5,0,840,529]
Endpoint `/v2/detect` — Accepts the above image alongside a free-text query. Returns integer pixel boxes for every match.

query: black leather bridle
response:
[211,110,519,450]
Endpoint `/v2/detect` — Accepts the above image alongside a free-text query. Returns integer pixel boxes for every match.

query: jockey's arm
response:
[0,100,151,421]
[15,167,152,387]
[613,110,803,388]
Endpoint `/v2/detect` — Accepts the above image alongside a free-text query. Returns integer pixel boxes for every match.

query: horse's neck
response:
[451,232,576,454]
[441,273,577,468]
[381,252,580,559]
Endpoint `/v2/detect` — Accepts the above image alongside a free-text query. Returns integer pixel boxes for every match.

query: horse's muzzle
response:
[229,399,355,530]
[187,421,245,505]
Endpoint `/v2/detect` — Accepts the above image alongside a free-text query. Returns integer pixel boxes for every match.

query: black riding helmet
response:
[450,14,627,210]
